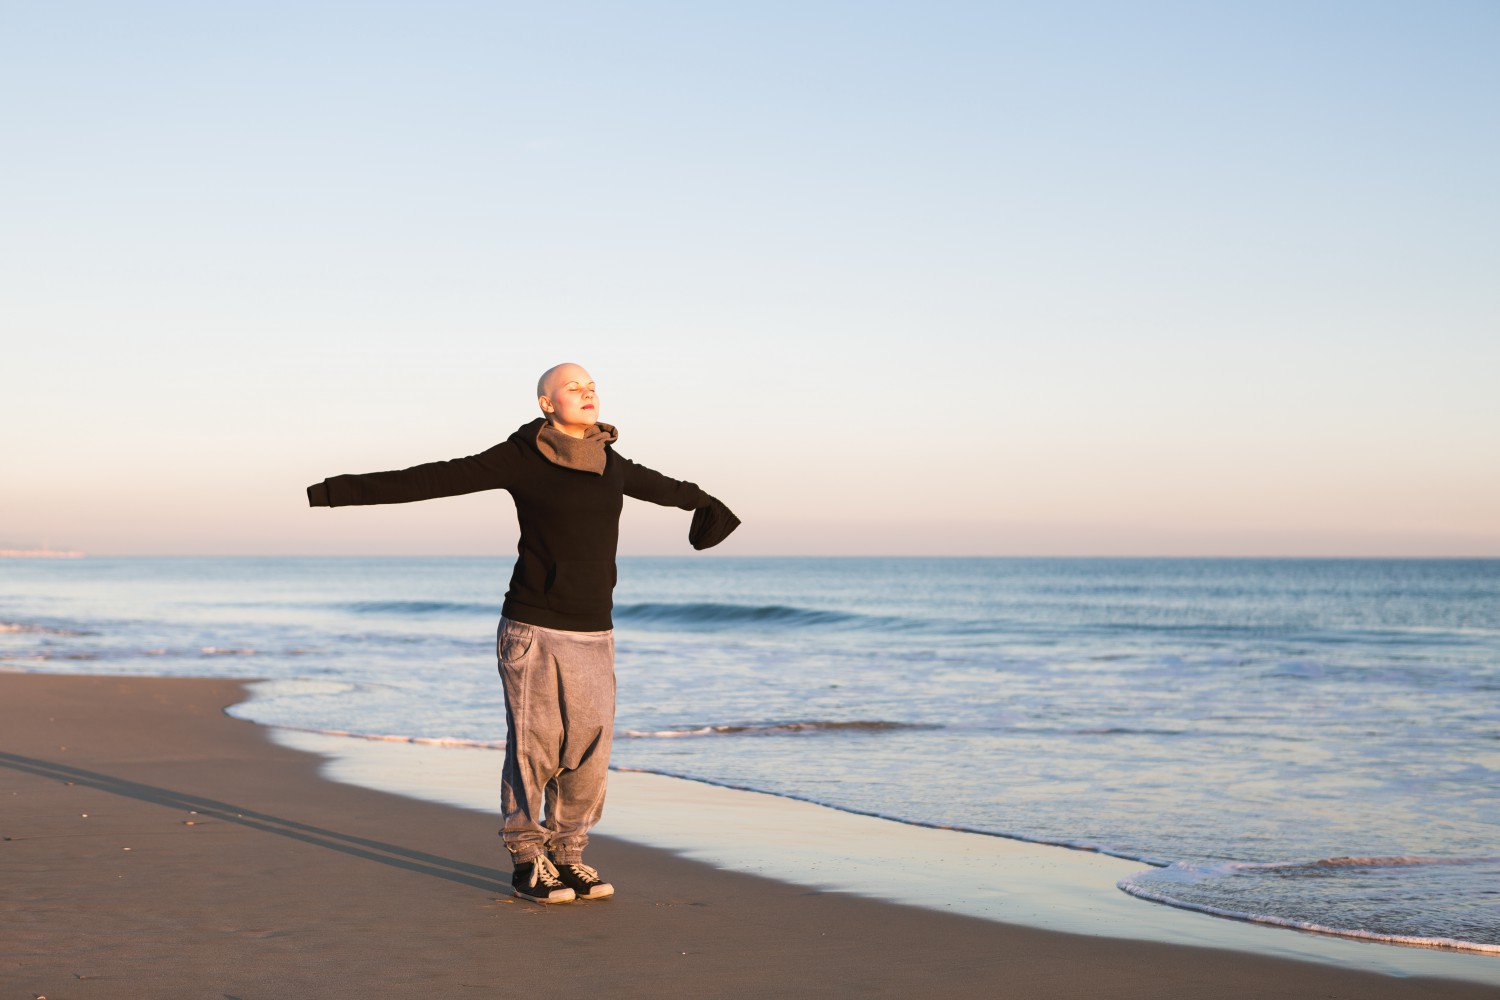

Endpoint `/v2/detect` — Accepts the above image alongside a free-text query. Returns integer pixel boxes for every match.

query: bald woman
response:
[308,363,739,902]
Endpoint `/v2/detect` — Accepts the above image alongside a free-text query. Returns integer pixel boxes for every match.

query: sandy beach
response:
[2,673,1495,999]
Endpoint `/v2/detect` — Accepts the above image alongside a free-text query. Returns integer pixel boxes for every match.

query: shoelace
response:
[530,855,567,889]
[564,862,602,884]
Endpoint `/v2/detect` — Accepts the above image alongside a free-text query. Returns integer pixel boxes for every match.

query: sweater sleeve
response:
[309,441,521,507]
[688,497,741,550]
[619,456,711,510]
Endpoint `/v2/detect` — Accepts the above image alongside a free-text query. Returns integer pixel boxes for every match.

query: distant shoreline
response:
[0,549,85,558]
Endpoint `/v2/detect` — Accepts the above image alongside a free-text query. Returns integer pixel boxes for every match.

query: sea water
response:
[2,556,1497,953]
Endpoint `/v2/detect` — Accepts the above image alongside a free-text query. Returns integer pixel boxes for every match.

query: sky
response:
[3,1,1497,556]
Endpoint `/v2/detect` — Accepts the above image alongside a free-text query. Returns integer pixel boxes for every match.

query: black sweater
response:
[308,418,713,631]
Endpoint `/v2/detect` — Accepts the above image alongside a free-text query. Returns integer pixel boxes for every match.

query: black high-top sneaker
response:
[512,855,576,903]
[550,858,615,899]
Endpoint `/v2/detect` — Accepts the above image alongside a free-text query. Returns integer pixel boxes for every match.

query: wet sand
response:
[2,672,1494,998]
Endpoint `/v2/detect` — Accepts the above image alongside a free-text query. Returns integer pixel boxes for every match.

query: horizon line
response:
[12,553,1500,561]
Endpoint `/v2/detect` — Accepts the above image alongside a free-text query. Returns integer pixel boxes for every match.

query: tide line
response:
[264,726,1500,986]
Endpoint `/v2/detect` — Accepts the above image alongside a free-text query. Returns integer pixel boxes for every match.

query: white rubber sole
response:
[576,884,615,900]
[513,887,576,904]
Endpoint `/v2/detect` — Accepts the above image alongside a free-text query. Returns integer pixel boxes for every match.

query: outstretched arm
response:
[619,456,710,510]
[308,441,521,507]
[620,457,740,550]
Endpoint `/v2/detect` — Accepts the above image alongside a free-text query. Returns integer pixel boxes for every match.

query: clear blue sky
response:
[4,2,1497,555]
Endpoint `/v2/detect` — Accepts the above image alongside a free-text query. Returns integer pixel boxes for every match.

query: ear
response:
[538,396,554,413]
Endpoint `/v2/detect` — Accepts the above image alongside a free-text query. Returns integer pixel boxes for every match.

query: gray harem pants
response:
[496,616,616,866]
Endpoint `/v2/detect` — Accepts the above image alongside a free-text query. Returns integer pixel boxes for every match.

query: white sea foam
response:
[1234,856,1496,872]
[1118,879,1500,955]
[622,720,932,738]
[1,621,92,636]
[259,721,506,751]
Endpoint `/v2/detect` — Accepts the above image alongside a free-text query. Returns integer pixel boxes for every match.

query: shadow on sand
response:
[0,749,510,894]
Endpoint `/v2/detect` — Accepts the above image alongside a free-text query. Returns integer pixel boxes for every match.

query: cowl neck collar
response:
[536,421,618,475]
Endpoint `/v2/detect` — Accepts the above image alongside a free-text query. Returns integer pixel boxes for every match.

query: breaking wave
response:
[623,720,936,738]
[255,721,507,750]
[1118,855,1500,954]
[0,621,96,636]
[337,600,496,616]
[334,599,911,631]
[613,602,899,630]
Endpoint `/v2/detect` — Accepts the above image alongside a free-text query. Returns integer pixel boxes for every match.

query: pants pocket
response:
[499,620,534,665]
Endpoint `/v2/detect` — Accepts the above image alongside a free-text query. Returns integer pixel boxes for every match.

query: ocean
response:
[3,556,1497,954]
